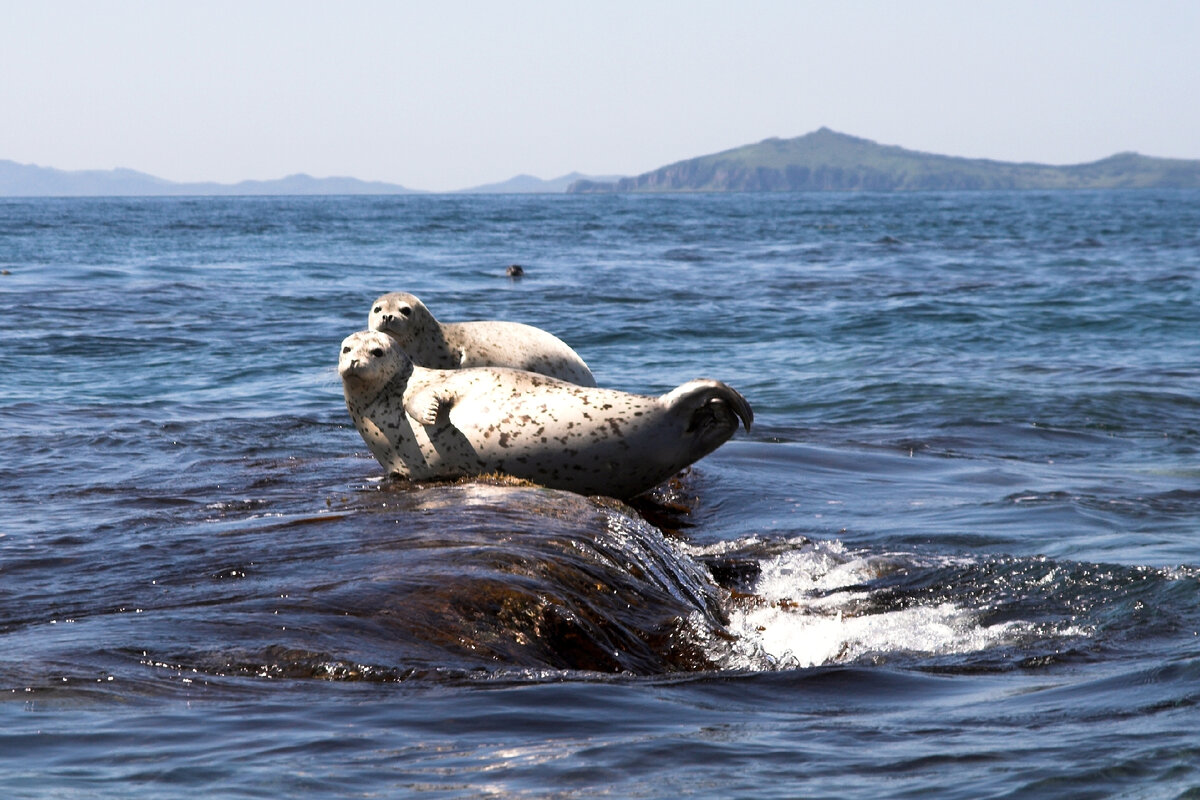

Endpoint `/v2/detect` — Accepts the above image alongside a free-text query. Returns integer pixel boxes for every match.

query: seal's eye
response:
[371,348,384,358]
[341,346,351,354]
[372,306,382,314]
[399,306,412,318]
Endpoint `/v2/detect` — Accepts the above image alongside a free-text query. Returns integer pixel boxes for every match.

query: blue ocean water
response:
[1,191,1199,797]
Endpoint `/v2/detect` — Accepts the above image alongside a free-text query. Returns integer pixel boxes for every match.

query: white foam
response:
[717,542,1027,670]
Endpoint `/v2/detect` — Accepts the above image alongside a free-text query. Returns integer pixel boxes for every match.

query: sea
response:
[1,190,1199,798]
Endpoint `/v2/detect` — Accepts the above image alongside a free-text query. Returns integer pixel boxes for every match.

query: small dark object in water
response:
[506,264,524,277]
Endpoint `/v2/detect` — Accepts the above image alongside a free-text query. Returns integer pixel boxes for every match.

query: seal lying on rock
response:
[338,329,752,499]
[368,291,596,386]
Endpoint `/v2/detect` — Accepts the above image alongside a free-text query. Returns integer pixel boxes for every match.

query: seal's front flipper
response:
[405,388,452,426]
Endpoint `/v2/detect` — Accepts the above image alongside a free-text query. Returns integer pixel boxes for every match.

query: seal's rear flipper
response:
[661,380,753,438]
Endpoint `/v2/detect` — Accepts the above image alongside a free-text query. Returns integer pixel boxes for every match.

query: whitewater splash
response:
[697,539,1047,671]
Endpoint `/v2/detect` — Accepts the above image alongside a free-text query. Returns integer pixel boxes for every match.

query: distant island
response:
[5,128,1200,196]
[458,172,625,194]
[0,160,420,197]
[567,128,1200,193]
[0,159,622,197]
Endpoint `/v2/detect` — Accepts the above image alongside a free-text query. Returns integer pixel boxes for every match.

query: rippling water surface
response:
[2,191,1199,797]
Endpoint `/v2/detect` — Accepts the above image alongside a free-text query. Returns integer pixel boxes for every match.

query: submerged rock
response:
[154,480,734,680]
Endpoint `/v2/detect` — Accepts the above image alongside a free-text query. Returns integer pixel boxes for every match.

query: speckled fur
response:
[338,330,753,499]
[368,291,596,387]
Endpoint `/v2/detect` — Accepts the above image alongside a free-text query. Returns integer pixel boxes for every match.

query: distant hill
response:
[10,129,1200,197]
[0,160,418,197]
[459,171,625,194]
[568,128,1200,193]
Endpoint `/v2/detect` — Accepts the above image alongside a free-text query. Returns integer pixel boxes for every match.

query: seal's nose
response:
[382,314,394,324]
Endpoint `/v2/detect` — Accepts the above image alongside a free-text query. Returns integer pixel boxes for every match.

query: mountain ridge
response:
[567,128,1200,193]
[6,129,1200,196]
[0,159,624,197]
[457,172,625,194]
[0,160,420,197]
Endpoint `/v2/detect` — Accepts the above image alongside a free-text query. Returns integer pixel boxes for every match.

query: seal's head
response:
[338,329,412,395]
[368,292,435,345]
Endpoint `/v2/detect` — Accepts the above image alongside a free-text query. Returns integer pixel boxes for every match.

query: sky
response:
[3,1,1199,193]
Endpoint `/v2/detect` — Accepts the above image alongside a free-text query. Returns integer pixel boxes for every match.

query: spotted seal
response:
[368,291,595,386]
[338,329,752,499]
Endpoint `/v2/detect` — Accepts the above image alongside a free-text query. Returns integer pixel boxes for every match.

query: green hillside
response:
[568,128,1200,193]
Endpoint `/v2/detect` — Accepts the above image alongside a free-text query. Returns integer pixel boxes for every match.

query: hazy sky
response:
[3,1,1198,192]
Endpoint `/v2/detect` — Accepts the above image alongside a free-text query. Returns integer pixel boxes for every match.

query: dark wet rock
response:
[145,481,734,681]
